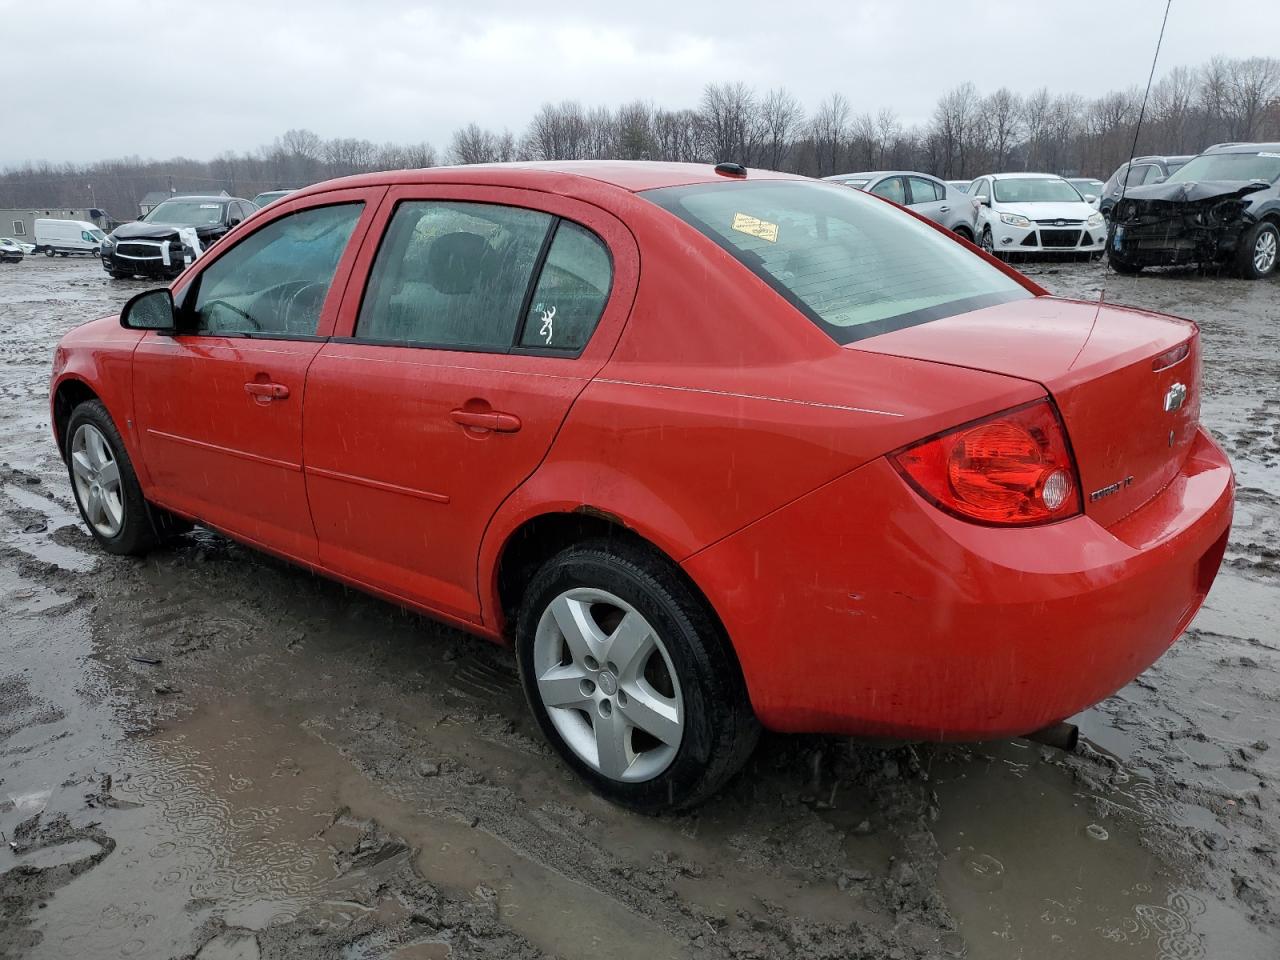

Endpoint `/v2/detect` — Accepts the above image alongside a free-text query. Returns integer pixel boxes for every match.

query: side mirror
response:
[120,288,177,333]
[228,217,242,227]
[1085,194,1098,203]
[977,196,991,206]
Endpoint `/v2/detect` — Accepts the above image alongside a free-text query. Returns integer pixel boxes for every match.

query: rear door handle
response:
[245,381,290,400]
[450,409,522,433]
[940,205,950,213]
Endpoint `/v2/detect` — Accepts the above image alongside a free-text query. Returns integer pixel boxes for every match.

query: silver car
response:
[825,171,980,243]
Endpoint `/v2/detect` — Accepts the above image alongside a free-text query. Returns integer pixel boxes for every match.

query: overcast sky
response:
[5,0,1279,167]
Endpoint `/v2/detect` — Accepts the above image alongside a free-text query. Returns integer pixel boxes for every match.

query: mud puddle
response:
[2,257,1279,958]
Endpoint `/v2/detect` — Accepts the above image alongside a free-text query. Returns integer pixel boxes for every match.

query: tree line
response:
[2,54,1276,221]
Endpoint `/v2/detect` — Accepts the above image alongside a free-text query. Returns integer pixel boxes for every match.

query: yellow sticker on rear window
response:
[731,213,779,243]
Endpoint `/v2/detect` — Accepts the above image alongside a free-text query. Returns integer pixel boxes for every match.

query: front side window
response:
[908,177,941,204]
[971,179,990,199]
[357,201,552,350]
[519,221,612,351]
[190,202,362,337]
[1122,164,1152,187]
[644,180,1030,344]
[870,177,906,204]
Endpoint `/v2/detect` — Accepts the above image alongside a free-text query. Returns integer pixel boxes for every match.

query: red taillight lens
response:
[891,399,1081,526]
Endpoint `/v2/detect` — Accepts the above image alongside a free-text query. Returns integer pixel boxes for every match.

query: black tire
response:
[1236,221,1279,280]
[953,226,974,244]
[515,538,759,813]
[979,226,994,255]
[1108,252,1143,274]
[64,400,176,555]
[44,247,55,257]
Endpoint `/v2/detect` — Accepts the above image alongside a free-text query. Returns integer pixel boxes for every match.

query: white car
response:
[968,173,1106,259]
[1,236,36,256]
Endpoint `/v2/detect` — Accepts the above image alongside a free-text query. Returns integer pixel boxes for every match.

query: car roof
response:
[293,161,804,202]
[158,195,237,203]
[825,171,940,181]
[1205,142,1280,154]
[986,172,1066,180]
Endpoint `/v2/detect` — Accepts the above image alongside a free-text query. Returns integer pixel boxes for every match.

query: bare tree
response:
[809,93,851,176]
[758,88,804,171]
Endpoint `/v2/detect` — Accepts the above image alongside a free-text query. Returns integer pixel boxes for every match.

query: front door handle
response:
[245,381,290,400]
[450,409,522,433]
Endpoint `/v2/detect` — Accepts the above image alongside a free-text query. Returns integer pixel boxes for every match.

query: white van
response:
[34,219,108,257]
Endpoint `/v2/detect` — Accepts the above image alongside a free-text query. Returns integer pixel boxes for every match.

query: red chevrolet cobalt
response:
[51,162,1233,811]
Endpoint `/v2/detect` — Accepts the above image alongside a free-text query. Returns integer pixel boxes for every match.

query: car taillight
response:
[891,399,1081,526]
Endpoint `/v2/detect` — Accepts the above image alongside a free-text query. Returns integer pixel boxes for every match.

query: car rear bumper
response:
[683,427,1233,740]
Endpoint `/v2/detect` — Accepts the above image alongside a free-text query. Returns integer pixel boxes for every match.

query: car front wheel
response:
[1238,221,1279,280]
[65,400,186,555]
[515,539,759,812]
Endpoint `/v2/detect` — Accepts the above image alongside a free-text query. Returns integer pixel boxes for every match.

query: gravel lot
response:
[1,255,1277,960]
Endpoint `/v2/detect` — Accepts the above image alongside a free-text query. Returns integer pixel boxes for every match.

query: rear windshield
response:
[643,180,1030,344]
[1168,152,1280,184]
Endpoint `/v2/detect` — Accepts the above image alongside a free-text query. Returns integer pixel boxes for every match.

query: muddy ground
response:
[0,254,1276,960]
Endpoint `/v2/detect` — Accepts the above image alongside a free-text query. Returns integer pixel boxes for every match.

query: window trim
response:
[13,221,26,236]
[347,197,613,360]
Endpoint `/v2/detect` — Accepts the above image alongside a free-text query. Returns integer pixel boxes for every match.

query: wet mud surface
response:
[1,256,1277,959]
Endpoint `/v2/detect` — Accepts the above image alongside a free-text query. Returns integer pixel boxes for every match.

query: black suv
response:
[103,195,255,279]
[1107,143,1280,279]
[1098,155,1193,219]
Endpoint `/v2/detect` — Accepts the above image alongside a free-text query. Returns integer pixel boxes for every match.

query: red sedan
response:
[50,162,1233,811]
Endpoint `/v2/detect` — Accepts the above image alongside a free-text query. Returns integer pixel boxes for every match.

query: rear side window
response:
[358,201,552,349]
[518,221,612,351]
[908,177,941,204]
[644,180,1030,344]
[191,202,362,337]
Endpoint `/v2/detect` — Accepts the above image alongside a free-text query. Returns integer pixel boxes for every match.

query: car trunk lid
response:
[854,296,1200,528]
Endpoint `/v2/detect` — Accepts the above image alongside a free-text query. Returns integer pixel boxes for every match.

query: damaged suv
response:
[1108,143,1280,279]
[102,196,255,280]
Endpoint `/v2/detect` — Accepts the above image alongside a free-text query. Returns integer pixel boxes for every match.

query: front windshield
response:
[145,200,226,226]
[90,228,106,241]
[644,179,1030,344]
[1167,152,1280,184]
[993,178,1084,203]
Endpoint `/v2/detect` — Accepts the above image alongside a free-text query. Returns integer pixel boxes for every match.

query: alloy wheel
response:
[70,423,125,538]
[531,587,684,782]
[1254,229,1277,274]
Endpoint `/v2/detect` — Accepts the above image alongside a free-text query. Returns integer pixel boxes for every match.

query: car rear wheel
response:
[44,248,55,257]
[515,539,759,812]
[65,401,188,555]
[954,226,973,243]
[1238,221,1279,280]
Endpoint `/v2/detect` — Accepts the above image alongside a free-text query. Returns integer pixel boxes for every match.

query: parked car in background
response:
[1,236,36,256]
[0,237,24,263]
[252,189,296,208]
[969,173,1106,259]
[826,171,980,241]
[51,161,1231,811]
[33,219,107,257]
[1108,142,1280,279]
[1099,155,1193,219]
[102,195,255,279]
[1068,178,1105,210]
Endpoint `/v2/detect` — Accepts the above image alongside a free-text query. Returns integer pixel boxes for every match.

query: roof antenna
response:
[1100,0,1173,312]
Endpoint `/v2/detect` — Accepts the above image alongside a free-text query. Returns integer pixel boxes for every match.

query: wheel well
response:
[494,511,725,646]
[52,380,100,455]
[953,225,974,240]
